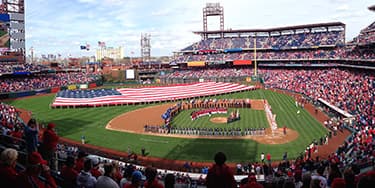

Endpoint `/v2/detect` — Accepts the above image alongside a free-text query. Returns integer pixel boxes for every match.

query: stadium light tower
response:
[140,33,151,68]
[203,3,224,39]
[1,0,25,62]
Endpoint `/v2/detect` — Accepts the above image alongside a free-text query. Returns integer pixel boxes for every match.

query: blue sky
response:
[25,0,374,58]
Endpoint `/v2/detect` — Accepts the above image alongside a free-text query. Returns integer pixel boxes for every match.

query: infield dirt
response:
[105,102,299,144]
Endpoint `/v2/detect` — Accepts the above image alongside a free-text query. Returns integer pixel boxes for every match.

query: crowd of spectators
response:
[0,72,100,93]
[345,48,375,60]
[161,68,253,79]
[0,63,49,74]
[174,48,344,63]
[354,21,375,45]
[262,68,374,126]
[2,142,375,188]
[182,31,344,51]
[263,68,375,167]
[0,103,23,134]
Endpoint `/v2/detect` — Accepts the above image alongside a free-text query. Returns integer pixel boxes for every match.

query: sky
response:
[25,0,374,58]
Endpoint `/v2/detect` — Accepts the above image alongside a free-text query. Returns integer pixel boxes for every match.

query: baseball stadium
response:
[0,1,374,188]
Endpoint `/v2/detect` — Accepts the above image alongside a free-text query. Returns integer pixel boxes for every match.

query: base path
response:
[105,102,298,144]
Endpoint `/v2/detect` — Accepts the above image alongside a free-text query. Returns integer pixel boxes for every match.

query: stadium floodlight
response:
[140,33,151,67]
[203,3,224,39]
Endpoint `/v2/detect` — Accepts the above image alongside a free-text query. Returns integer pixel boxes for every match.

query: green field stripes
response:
[6,89,327,162]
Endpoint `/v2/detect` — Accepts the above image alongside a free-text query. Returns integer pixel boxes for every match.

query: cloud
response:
[151,9,172,17]
[336,4,350,12]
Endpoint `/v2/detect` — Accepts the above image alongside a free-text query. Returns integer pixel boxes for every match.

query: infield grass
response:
[172,108,268,129]
[6,89,327,162]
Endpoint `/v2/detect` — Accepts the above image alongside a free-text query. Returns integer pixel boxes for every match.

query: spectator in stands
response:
[301,172,311,188]
[112,162,123,184]
[120,165,134,188]
[75,151,88,172]
[89,156,102,179]
[240,173,263,188]
[357,171,375,188]
[0,148,19,187]
[41,123,59,168]
[164,173,175,188]
[328,163,342,187]
[206,151,236,188]
[16,151,57,188]
[76,158,97,188]
[95,163,120,188]
[61,156,78,188]
[283,179,296,188]
[311,165,327,188]
[144,166,163,188]
[331,178,346,188]
[123,170,146,188]
[343,168,355,188]
[24,118,39,154]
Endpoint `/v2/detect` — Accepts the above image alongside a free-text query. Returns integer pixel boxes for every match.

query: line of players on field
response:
[144,125,266,136]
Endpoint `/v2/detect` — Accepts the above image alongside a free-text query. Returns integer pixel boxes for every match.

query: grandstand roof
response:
[369,5,375,11]
[193,22,345,35]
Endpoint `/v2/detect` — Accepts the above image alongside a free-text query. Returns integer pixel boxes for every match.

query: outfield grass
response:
[6,89,327,162]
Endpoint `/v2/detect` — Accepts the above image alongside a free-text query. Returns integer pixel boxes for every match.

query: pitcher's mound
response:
[210,117,227,124]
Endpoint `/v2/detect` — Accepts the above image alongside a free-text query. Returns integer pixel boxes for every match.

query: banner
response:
[187,61,205,67]
[88,83,97,88]
[79,84,88,89]
[51,87,60,93]
[68,85,77,90]
[233,60,252,65]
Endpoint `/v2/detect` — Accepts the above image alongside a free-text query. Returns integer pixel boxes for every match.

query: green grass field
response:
[6,89,327,162]
[172,108,268,129]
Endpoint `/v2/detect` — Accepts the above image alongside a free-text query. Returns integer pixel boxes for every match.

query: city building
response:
[95,46,124,61]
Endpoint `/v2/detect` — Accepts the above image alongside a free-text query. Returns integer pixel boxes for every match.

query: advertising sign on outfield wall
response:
[80,84,88,89]
[68,85,77,90]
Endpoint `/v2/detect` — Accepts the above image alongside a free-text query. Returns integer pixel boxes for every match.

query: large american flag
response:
[52,82,255,107]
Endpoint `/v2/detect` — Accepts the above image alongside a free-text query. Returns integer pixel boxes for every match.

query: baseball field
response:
[6,89,328,162]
